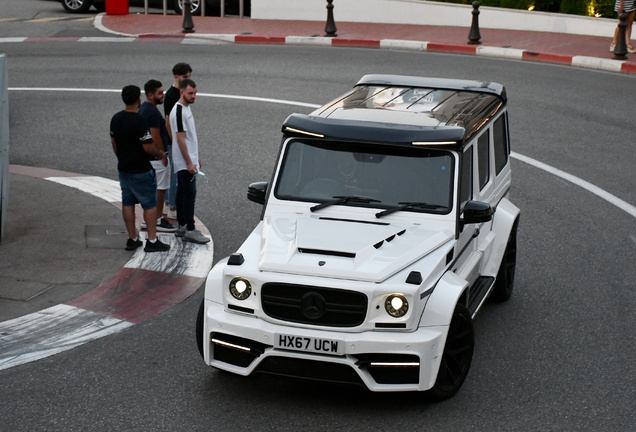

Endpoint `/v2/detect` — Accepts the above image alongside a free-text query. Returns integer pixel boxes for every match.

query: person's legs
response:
[168,146,178,216]
[122,205,136,239]
[143,207,158,240]
[128,170,159,240]
[177,170,196,231]
[627,11,635,45]
[119,171,138,240]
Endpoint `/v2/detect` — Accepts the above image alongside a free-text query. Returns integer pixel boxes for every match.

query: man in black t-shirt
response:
[110,85,170,253]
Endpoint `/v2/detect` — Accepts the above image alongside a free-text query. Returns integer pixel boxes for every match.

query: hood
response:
[258,213,453,283]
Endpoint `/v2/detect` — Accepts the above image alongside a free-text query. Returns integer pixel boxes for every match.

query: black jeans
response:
[176,170,197,231]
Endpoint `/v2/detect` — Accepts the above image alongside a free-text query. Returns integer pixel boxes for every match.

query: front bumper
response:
[203,301,447,392]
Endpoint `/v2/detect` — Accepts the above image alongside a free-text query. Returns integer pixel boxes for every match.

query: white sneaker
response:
[140,221,147,229]
[163,202,170,215]
[167,208,177,219]
[183,229,210,244]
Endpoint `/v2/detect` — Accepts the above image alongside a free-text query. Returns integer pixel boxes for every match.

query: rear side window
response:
[477,132,490,190]
[493,114,508,175]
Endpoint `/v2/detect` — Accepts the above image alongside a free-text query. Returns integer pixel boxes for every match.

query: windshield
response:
[274,140,454,214]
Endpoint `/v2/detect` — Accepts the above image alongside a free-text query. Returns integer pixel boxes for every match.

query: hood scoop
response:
[258,214,453,282]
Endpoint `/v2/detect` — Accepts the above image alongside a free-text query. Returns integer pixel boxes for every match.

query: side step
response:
[468,276,495,316]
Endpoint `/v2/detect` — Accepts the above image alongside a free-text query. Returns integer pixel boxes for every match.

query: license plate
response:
[274,334,343,356]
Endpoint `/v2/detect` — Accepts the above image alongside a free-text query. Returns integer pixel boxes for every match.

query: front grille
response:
[255,357,364,387]
[261,283,367,327]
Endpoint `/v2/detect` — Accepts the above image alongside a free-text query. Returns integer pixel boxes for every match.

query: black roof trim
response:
[282,114,466,147]
[356,74,507,102]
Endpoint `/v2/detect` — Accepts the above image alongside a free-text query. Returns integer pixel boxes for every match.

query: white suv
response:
[196,74,520,400]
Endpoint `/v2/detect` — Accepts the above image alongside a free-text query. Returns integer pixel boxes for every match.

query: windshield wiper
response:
[310,195,381,212]
[375,201,446,218]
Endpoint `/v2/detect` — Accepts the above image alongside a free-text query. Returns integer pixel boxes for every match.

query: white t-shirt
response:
[169,102,199,173]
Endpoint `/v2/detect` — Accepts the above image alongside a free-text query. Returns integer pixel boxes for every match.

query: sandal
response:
[610,43,616,52]
[628,44,636,54]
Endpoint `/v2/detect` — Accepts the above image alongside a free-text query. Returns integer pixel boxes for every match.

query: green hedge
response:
[432,0,617,17]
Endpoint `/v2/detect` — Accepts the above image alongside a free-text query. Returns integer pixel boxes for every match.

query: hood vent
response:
[374,229,408,250]
[298,248,356,258]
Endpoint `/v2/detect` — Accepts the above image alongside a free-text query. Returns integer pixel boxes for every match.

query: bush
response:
[430,0,618,16]
[499,0,533,9]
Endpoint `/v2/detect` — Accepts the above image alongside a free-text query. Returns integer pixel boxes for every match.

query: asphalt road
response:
[1,1,636,431]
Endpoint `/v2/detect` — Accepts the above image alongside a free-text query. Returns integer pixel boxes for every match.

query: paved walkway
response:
[0,165,213,370]
[96,13,636,74]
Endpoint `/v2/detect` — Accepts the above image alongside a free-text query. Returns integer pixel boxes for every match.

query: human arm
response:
[111,137,117,156]
[149,126,168,166]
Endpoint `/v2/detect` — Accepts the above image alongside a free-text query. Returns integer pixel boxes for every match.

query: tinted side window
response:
[477,132,490,190]
[493,114,508,175]
[460,146,473,209]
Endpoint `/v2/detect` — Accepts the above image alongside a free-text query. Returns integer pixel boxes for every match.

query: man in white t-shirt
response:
[169,78,210,244]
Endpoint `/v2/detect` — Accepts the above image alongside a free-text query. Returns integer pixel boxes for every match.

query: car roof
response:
[282,74,506,148]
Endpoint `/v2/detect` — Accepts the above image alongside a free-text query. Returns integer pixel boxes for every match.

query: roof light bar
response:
[412,141,457,146]
[285,127,325,138]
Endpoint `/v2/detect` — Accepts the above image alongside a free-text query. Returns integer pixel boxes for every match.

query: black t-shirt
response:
[138,101,170,151]
[164,86,180,118]
[110,111,153,174]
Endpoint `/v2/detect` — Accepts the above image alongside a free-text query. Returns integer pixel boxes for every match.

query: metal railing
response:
[143,0,246,18]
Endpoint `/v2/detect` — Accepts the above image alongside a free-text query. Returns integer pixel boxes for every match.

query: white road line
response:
[8,87,636,220]
[0,304,132,371]
[46,176,122,203]
[511,151,636,218]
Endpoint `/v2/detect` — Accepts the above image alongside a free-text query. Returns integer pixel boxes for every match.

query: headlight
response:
[385,294,409,317]
[229,277,252,300]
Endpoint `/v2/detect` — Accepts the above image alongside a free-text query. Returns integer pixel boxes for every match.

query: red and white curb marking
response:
[0,166,214,371]
[3,32,635,75]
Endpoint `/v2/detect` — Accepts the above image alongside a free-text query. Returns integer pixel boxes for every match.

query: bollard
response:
[325,0,337,37]
[182,0,195,34]
[468,1,481,45]
[614,12,628,59]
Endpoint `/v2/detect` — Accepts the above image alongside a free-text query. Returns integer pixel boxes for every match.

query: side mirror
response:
[247,181,268,205]
[460,201,494,224]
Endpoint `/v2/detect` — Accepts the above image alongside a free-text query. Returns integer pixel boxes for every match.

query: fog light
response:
[385,294,408,317]
[229,277,252,300]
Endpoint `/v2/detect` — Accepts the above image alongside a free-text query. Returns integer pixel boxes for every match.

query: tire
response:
[426,304,474,402]
[173,0,202,16]
[61,0,93,13]
[490,221,518,302]
[196,299,205,359]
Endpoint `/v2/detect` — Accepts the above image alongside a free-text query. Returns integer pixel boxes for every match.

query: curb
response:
[88,14,636,75]
[0,165,214,371]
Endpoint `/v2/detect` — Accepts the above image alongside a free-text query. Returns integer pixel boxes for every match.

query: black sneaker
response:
[125,238,143,251]
[156,218,177,233]
[144,238,171,252]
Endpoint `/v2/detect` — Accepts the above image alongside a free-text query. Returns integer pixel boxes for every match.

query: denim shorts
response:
[119,169,157,210]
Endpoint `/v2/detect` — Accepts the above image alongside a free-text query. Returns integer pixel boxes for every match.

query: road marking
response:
[0,168,214,371]
[511,151,636,218]
[8,87,636,220]
[26,17,68,23]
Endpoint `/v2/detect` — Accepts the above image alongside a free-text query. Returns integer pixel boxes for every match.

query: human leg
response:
[122,205,137,240]
[177,170,196,231]
[119,171,141,249]
[168,147,178,216]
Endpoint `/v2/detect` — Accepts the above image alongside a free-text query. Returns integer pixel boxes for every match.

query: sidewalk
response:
[97,13,636,74]
[0,165,213,370]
